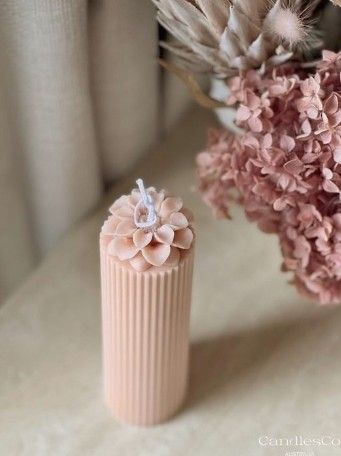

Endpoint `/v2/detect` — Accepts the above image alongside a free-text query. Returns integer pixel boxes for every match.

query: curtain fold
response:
[89,0,159,183]
[0,70,36,302]
[0,0,191,302]
[0,0,102,299]
[0,0,102,257]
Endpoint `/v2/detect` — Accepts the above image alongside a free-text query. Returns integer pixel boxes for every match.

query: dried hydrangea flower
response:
[197,50,341,304]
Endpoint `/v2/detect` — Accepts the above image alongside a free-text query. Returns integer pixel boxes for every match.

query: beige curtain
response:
[0,0,191,302]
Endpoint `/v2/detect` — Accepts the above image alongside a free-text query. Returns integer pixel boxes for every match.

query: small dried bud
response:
[265,6,307,46]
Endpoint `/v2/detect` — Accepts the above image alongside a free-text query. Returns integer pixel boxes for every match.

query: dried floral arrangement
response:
[153,0,341,304]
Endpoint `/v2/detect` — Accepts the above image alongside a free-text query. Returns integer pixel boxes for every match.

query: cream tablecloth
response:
[1,107,341,456]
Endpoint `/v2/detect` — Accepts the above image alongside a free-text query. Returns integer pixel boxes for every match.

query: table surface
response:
[1,107,341,456]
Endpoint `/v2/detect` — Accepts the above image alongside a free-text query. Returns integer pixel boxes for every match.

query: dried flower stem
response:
[158,59,226,109]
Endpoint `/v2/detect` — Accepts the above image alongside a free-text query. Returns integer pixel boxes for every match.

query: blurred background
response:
[0,0,203,304]
[1,0,340,305]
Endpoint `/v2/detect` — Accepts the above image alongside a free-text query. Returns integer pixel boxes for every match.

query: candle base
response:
[100,237,194,426]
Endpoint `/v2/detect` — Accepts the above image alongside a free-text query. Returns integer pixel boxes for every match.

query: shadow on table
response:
[186,308,341,409]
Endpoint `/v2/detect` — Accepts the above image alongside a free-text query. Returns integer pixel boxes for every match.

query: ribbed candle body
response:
[100,236,194,426]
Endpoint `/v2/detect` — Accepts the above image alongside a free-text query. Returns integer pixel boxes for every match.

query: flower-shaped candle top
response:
[101,179,194,272]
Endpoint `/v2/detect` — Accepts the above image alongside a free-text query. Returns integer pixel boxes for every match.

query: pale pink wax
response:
[99,183,195,425]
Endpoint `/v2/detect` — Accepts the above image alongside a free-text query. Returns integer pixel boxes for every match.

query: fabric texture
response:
[89,0,159,182]
[1,108,341,455]
[0,0,191,301]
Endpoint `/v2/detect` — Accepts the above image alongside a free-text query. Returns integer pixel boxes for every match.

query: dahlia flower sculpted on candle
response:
[197,51,341,304]
[101,186,194,272]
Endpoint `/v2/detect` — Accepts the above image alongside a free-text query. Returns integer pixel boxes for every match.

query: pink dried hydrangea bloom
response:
[101,186,194,272]
[280,206,341,304]
[197,50,341,304]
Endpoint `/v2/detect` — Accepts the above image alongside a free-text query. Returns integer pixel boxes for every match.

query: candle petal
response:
[109,195,130,213]
[180,208,194,224]
[108,237,139,261]
[149,188,166,211]
[102,216,120,235]
[114,205,134,219]
[130,190,141,206]
[154,225,174,244]
[164,247,180,267]
[129,253,151,272]
[115,220,137,236]
[159,197,183,219]
[168,212,189,230]
[142,243,171,266]
[172,228,194,249]
[133,229,153,248]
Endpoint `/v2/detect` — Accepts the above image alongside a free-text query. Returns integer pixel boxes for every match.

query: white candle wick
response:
[134,178,157,229]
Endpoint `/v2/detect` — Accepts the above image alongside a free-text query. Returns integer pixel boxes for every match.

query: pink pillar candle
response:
[100,180,195,425]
